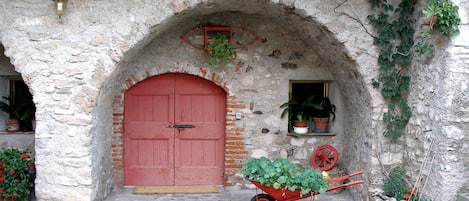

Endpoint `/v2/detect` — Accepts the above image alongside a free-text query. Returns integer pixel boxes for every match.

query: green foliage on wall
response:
[368,0,460,139]
[384,166,408,200]
[205,33,237,67]
[368,0,415,139]
[416,0,461,56]
[423,0,461,35]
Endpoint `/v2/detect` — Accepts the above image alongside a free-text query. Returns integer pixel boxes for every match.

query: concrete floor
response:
[105,187,354,201]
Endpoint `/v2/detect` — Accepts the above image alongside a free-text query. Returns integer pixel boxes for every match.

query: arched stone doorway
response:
[1,0,383,200]
[1,1,467,200]
[106,2,374,200]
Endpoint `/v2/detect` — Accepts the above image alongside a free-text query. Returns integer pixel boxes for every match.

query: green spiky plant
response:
[0,88,35,131]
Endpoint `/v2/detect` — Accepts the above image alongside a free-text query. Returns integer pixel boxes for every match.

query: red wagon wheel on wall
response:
[311,144,338,171]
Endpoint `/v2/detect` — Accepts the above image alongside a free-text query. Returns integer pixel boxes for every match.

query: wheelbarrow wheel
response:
[250,193,275,201]
[311,144,338,171]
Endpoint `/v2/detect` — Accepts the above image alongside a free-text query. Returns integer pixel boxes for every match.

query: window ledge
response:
[0,131,35,135]
[287,132,335,137]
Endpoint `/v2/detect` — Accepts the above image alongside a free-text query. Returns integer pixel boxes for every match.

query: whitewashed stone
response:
[279,149,288,158]
[290,137,305,146]
[251,149,268,159]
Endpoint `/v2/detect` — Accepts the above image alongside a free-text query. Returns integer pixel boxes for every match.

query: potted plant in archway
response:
[0,89,35,132]
[312,97,335,133]
[205,33,237,67]
[280,95,315,134]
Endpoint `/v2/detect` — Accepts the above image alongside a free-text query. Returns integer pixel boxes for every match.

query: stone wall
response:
[402,1,469,200]
[0,0,467,200]
[108,11,348,190]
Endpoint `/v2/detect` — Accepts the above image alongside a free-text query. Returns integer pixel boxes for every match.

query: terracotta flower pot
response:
[6,119,20,132]
[293,120,308,127]
[420,15,437,26]
[313,117,329,132]
[292,120,309,134]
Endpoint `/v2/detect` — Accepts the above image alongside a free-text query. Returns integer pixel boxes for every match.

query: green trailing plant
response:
[368,0,460,139]
[241,157,330,195]
[384,166,407,199]
[0,90,35,122]
[414,30,435,57]
[0,148,34,201]
[423,0,461,35]
[280,95,317,136]
[368,0,415,139]
[280,95,316,123]
[311,97,336,120]
[0,88,36,131]
[205,33,237,67]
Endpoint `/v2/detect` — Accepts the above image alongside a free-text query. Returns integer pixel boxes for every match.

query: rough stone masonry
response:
[0,0,467,200]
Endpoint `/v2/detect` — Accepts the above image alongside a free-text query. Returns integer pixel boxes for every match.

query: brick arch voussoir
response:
[123,70,231,94]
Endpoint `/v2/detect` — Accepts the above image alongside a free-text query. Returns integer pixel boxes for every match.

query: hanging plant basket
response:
[203,26,237,67]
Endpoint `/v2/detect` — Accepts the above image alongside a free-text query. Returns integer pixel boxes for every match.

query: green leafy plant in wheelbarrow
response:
[241,157,363,201]
[241,157,329,195]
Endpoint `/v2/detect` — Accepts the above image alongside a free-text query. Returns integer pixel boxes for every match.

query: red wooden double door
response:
[124,73,226,186]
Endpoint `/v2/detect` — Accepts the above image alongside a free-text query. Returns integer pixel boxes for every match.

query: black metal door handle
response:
[168,124,195,129]
[168,124,195,133]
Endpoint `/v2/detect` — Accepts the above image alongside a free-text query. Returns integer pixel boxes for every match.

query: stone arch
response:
[99,1,376,200]
[0,0,380,200]
[0,0,466,200]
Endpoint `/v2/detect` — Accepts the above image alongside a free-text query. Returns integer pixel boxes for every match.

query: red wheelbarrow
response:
[249,171,364,201]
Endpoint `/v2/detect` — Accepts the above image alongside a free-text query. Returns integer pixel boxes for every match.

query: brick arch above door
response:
[111,70,247,188]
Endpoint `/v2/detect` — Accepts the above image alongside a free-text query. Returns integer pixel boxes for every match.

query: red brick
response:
[226,136,244,140]
[225,164,243,169]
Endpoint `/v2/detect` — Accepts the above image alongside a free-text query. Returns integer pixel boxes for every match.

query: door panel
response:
[124,73,225,186]
[124,74,175,185]
[174,74,225,185]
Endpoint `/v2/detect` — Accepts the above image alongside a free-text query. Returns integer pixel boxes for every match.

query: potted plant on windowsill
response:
[0,89,35,132]
[312,97,335,133]
[280,95,315,134]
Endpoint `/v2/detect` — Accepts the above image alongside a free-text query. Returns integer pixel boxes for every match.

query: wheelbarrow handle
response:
[326,180,364,193]
[329,171,364,184]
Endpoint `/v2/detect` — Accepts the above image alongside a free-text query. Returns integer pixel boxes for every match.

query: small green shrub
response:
[384,166,426,201]
[423,0,461,36]
[416,0,461,57]
[384,166,407,199]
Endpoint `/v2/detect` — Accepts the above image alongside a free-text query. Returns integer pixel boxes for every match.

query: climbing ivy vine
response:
[368,0,415,139]
[367,0,460,139]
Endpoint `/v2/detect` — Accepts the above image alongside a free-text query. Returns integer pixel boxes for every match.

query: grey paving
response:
[105,187,354,201]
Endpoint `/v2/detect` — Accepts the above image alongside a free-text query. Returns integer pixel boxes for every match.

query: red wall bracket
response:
[203,26,233,48]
